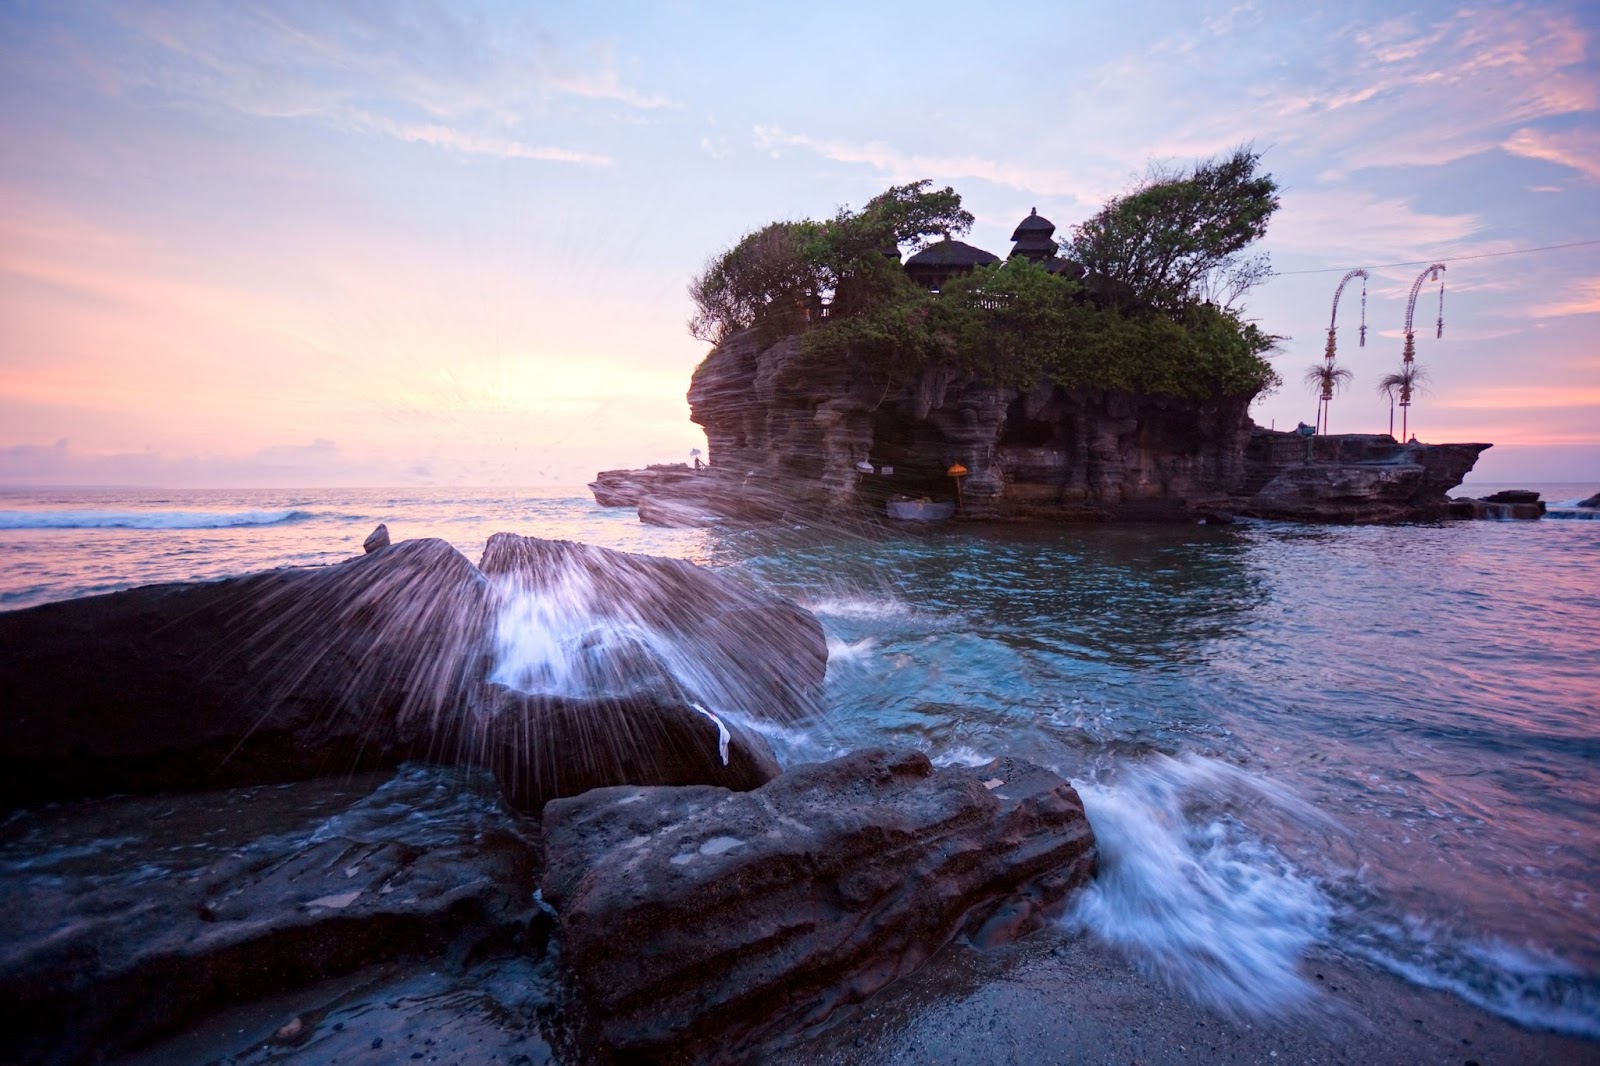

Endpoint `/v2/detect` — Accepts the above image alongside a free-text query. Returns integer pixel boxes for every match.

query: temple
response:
[903,208,1081,291]
[902,237,999,291]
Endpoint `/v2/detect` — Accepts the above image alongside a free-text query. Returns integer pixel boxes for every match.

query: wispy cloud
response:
[1438,385,1600,411]
[60,3,666,164]
[1267,188,1482,261]
[347,110,611,165]
[752,126,1098,204]
[1530,276,1600,317]
[1267,6,1595,177]
[1504,127,1600,181]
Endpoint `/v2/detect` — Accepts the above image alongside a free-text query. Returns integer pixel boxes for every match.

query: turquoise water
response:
[1,485,1597,1036]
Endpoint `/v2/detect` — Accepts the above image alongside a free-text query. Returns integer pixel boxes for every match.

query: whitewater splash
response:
[800,594,920,622]
[485,549,810,723]
[1342,910,1600,1037]
[0,508,310,530]
[1065,754,1338,1017]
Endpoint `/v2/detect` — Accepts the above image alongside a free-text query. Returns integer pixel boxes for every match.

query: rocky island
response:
[595,159,1490,526]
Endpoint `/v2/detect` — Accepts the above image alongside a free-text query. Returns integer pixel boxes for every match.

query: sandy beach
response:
[775,930,1599,1066]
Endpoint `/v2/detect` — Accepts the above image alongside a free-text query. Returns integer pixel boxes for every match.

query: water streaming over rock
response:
[2,483,1597,1038]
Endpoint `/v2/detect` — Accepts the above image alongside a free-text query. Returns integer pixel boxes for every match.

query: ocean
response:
[1,483,1597,1038]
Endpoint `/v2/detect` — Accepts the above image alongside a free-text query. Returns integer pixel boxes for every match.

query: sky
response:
[0,0,1596,488]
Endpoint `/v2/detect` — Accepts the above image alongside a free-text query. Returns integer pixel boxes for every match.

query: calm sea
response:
[1,483,1597,1036]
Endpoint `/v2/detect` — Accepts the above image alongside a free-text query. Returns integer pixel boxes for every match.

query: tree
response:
[1304,361,1353,435]
[688,222,818,344]
[1378,363,1427,440]
[1068,147,1279,313]
[688,182,973,344]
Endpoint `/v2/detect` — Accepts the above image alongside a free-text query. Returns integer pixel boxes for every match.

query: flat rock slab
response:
[117,955,561,1066]
[0,765,539,1063]
[541,748,1097,1062]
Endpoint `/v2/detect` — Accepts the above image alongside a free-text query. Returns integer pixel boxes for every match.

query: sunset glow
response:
[2,2,1597,486]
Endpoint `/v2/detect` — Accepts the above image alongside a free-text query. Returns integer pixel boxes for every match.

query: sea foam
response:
[0,508,310,530]
[1065,754,1336,1017]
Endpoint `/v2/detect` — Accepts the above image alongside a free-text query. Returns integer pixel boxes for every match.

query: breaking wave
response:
[1065,754,1336,1017]
[0,508,313,530]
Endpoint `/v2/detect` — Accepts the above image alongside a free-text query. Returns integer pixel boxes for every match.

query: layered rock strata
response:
[1242,430,1491,523]
[1447,488,1547,520]
[541,747,1097,1063]
[0,766,541,1064]
[685,329,1256,521]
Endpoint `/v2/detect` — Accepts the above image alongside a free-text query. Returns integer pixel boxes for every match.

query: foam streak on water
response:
[1064,754,1336,1017]
[0,508,310,529]
[1343,915,1600,1038]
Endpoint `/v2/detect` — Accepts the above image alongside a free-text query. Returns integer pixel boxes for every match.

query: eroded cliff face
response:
[688,328,1255,520]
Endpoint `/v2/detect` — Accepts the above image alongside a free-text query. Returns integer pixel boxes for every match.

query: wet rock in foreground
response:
[0,765,540,1064]
[1,531,829,814]
[0,538,490,808]
[541,748,1097,1063]
[455,682,781,815]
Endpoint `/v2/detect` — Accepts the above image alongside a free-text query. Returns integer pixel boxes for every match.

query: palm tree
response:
[1378,363,1427,442]
[1304,362,1354,435]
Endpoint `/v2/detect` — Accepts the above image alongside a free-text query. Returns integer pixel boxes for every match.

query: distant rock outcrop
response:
[541,748,1097,1062]
[581,327,1493,525]
[588,463,698,507]
[1241,430,1491,523]
[683,328,1256,522]
[1447,488,1547,520]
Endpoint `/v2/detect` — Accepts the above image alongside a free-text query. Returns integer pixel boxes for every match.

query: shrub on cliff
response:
[802,257,1279,401]
[690,152,1282,401]
[688,182,973,344]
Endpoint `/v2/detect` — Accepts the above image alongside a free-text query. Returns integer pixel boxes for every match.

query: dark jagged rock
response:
[1447,492,1545,520]
[1,532,827,814]
[541,748,1097,1062]
[0,765,540,1065]
[0,538,491,809]
[1482,489,1541,504]
[1579,491,1600,508]
[1241,430,1491,522]
[589,463,698,507]
[450,683,780,815]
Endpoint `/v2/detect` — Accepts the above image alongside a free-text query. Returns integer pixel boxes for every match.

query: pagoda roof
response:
[1010,208,1056,241]
[905,238,1000,268]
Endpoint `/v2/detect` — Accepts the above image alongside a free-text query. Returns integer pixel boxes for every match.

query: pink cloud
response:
[1504,127,1600,181]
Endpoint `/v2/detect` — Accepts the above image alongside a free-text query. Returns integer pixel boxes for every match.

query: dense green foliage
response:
[688,181,972,344]
[688,152,1282,401]
[1069,148,1279,312]
[802,258,1279,400]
